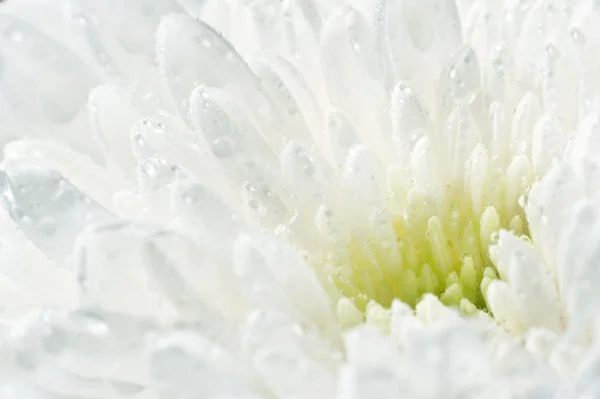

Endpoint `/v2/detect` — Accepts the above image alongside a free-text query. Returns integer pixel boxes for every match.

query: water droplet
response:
[181,99,189,112]
[303,163,316,176]
[449,66,458,80]
[141,161,159,179]
[195,36,212,48]
[245,159,256,170]
[5,28,24,43]
[545,43,559,59]
[569,27,586,46]
[211,137,235,158]
[38,217,58,236]
[71,311,110,336]
[490,231,499,243]
[42,328,67,354]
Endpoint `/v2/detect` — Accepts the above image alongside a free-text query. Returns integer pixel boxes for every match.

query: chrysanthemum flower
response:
[0,0,599,397]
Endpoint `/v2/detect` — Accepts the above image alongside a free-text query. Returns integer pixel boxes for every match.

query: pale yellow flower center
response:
[312,166,534,330]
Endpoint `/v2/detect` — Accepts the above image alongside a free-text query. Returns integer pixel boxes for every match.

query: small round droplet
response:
[490,231,499,243]
[7,29,25,43]
[38,217,58,236]
[569,27,586,47]
[142,161,159,179]
[304,163,316,176]
[42,328,67,354]
[449,66,458,80]
[211,137,235,158]
[71,312,111,336]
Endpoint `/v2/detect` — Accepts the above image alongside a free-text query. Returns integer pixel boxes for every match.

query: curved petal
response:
[0,15,100,158]
[0,163,115,261]
[156,13,284,147]
[496,230,563,332]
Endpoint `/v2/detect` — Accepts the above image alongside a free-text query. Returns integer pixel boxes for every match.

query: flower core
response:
[314,166,534,329]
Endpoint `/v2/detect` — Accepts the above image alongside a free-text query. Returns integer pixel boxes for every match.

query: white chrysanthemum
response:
[0,0,599,397]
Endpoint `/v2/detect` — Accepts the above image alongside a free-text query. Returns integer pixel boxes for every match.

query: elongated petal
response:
[0,163,115,261]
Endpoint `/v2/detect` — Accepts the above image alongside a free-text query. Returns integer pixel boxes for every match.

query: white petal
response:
[75,222,243,332]
[262,55,326,146]
[531,114,566,174]
[189,86,280,189]
[326,108,359,166]
[343,146,384,205]
[390,81,430,165]
[389,300,423,347]
[410,136,442,201]
[0,15,99,157]
[157,13,283,145]
[443,101,482,182]
[233,233,335,334]
[485,280,527,333]
[496,230,563,331]
[254,57,315,144]
[556,200,600,338]
[88,85,142,176]
[170,180,242,247]
[281,141,331,204]
[73,0,183,82]
[526,164,584,275]
[148,331,255,397]
[510,92,542,155]
[466,143,489,215]
[320,7,390,161]
[0,163,115,261]
[144,231,246,325]
[254,346,334,399]
[3,139,129,211]
[0,208,75,319]
[74,222,179,322]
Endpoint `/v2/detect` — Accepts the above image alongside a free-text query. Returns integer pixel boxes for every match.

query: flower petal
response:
[526,164,584,275]
[0,163,115,261]
[4,139,129,211]
[496,230,563,332]
[233,233,335,334]
[556,200,600,339]
[148,330,257,398]
[88,85,143,176]
[189,86,280,187]
[73,0,183,81]
[169,179,242,248]
[74,221,179,322]
[0,15,99,157]
[485,279,527,333]
[157,13,283,144]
